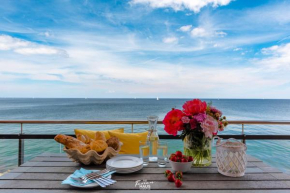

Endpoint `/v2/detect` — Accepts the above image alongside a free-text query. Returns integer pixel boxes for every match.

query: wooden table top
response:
[0,153,290,193]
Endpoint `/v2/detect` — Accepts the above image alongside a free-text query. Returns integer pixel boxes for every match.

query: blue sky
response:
[1,0,290,98]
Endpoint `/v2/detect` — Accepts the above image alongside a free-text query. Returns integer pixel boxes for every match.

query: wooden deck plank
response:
[38,153,261,161]
[8,166,267,174]
[1,190,290,193]
[20,161,256,168]
[0,173,281,181]
[0,180,290,190]
[29,156,263,163]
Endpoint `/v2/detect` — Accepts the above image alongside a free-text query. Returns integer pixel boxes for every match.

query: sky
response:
[1,0,290,99]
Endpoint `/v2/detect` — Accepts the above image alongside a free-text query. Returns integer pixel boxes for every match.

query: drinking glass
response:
[139,140,150,166]
[157,141,168,167]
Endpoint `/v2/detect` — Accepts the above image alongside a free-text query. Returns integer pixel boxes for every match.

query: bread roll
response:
[90,140,108,153]
[76,134,92,144]
[95,131,106,141]
[106,137,120,151]
[54,134,90,154]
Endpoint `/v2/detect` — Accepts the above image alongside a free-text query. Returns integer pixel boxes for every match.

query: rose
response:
[182,99,207,115]
[163,109,184,136]
[200,115,218,138]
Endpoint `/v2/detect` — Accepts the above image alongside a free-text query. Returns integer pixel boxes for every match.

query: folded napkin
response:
[62,168,113,186]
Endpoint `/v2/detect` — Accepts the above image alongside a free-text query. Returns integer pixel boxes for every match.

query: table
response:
[0,153,290,192]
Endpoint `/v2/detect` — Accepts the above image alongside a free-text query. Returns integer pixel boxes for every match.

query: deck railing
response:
[0,120,290,166]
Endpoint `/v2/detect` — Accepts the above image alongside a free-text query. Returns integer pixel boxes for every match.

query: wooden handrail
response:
[1,120,290,124]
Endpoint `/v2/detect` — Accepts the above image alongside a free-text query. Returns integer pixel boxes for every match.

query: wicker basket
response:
[214,137,247,177]
[64,142,122,165]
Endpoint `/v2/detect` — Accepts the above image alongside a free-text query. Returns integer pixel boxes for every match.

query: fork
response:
[80,169,109,183]
[80,170,116,186]
[71,173,115,188]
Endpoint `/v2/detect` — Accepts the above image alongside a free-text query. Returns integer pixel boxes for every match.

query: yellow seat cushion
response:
[74,128,124,140]
[108,131,148,154]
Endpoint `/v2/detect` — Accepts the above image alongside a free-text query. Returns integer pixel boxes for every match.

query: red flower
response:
[182,99,207,115]
[163,109,184,136]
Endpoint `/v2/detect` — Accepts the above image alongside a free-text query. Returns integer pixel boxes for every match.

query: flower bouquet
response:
[163,99,228,167]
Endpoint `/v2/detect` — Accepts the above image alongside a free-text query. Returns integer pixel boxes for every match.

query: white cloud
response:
[191,27,209,37]
[233,48,242,51]
[215,31,227,37]
[162,36,178,44]
[0,34,68,56]
[15,47,67,56]
[256,43,290,69]
[130,0,233,13]
[179,25,192,32]
[0,35,29,50]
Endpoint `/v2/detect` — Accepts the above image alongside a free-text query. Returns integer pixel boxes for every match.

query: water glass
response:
[139,141,150,166]
[157,141,168,167]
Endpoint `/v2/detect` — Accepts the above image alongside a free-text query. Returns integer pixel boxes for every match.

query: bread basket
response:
[64,142,122,165]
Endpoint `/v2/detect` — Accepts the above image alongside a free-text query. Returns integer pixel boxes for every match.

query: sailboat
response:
[157,97,159,100]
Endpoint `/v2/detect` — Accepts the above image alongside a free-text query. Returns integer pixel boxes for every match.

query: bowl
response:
[169,160,193,173]
[63,142,122,165]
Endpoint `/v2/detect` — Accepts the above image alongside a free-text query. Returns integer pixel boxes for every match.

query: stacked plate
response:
[106,156,143,174]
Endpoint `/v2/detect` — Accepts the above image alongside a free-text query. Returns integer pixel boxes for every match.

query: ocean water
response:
[0,98,290,174]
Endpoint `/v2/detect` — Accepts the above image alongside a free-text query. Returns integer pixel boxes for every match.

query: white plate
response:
[106,164,143,174]
[106,156,143,169]
[68,174,112,188]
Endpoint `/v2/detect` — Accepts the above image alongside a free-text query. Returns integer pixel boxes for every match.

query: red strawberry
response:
[171,156,176,162]
[169,154,176,160]
[175,179,182,187]
[175,171,183,180]
[167,173,175,182]
[181,158,188,162]
[164,170,172,177]
[175,157,181,162]
[188,156,193,162]
[175,151,182,157]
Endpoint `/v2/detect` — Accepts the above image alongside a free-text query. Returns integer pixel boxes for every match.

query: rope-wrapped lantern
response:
[214,137,247,177]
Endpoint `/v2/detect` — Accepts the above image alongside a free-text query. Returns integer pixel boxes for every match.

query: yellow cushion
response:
[74,128,124,140]
[108,131,148,154]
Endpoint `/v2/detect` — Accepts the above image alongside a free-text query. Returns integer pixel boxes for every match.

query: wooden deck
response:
[0,153,290,192]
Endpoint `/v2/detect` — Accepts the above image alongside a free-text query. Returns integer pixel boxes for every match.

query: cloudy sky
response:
[1,0,290,98]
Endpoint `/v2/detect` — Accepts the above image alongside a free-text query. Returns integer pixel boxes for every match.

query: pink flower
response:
[181,116,190,124]
[201,115,218,138]
[193,113,206,123]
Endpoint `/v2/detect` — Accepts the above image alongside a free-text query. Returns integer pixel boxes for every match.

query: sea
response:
[0,98,290,174]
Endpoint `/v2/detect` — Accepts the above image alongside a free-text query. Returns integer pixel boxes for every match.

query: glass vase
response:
[183,134,212,167]
[147,116,159,162]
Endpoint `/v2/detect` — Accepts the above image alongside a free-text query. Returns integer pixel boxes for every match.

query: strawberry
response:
[175,157,181,162]
[167,173,175,182]
[171,156,176,162]
[169,154,176,160]
[164,170,172,177]
[175,151,182,157]
[188,156,193,162]
[175,171,183,180]
[181,158,188,162]
[175,179,182,187]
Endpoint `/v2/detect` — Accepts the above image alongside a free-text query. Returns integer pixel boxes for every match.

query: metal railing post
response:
[131,124,134,133]
[242,124,246,144]
[18,123,24,166]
